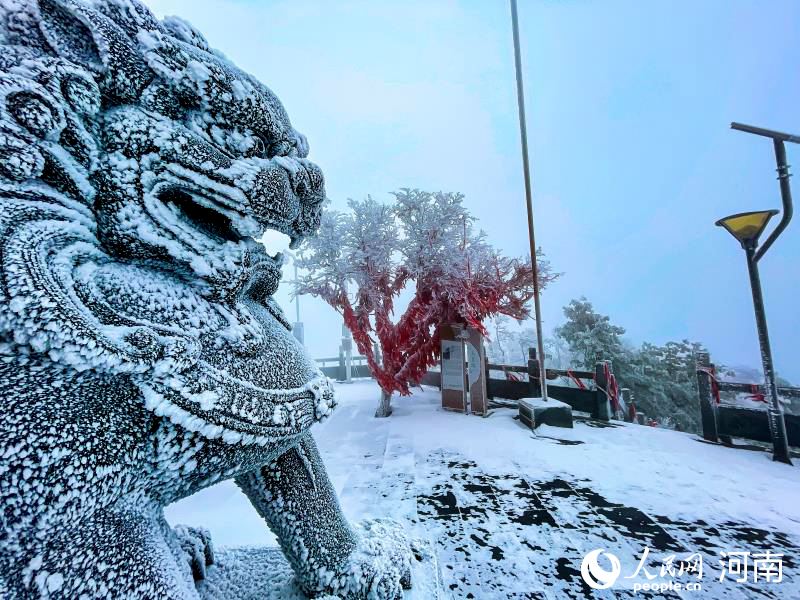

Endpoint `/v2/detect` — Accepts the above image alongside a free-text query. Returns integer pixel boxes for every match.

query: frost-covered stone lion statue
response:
[0,1,412,598]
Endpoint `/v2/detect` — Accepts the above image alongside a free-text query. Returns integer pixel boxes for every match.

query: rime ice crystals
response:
[0,1,412,598]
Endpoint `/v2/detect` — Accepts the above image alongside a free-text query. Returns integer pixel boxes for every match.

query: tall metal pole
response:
[294,261,301,323]
[292,258,304,345]
[744,242,792,464]
[757,139,795,261]
[510,0,547,399]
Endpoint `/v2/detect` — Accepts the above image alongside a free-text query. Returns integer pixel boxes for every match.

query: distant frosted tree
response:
[485,316,536,368]
[487,316,513,364]
[486,315,572,368]
[295,189,558,417]
[619,339,708,432]
[554,297,626,368]
[554,298,710,431]
[544,336,574,370]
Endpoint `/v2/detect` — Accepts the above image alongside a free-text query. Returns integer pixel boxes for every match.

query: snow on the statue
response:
[0,1,412,598]
[168,380,800,598]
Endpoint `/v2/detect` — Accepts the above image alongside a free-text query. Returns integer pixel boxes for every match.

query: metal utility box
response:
[439,324,487,415]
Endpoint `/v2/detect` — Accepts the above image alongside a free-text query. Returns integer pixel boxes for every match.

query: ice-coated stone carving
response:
[0,1,412,598]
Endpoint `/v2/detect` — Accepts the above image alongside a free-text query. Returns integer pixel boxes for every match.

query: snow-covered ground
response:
[167,380,800,598]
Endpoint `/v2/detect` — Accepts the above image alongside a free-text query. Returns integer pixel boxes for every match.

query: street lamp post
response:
[716,210,789,463]
[716,122,798,465]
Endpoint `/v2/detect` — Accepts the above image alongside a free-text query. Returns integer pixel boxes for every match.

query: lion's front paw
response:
[174,524,215,582]
[312,519,413,599]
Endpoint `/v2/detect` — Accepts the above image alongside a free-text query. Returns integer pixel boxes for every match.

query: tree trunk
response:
[375,389,393,418]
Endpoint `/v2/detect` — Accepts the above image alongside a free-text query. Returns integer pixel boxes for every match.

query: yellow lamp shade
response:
[715,209,778,244]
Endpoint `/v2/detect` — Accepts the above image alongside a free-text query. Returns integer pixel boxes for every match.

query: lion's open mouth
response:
[165,189,243,244]
[157,187,291,264]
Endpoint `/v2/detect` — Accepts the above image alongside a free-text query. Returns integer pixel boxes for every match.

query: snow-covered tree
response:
[554,297,626,368]
[619,339,708,432]
[294,189,558,416]
[543,335,574,370]
[485,315,572,368]
[554,298,712,431]
[485,316,536,365]
[486,316,514,364]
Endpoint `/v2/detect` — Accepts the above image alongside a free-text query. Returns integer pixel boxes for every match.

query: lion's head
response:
[0,0,335,445]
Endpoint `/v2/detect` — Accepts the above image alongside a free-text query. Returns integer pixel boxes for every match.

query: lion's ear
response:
[36,0,104,72]
[36,0,152,102]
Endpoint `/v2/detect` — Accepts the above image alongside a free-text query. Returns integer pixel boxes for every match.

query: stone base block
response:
[519,397,574,429]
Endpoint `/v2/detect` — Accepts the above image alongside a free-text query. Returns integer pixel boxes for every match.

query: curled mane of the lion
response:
[0,0,335,436]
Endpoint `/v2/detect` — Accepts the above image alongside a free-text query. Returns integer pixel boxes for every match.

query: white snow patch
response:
[168,380,800,545]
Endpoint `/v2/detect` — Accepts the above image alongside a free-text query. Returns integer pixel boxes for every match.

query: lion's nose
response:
[284,158,324,201]
[267,129,309,160]
[245,158,325,235]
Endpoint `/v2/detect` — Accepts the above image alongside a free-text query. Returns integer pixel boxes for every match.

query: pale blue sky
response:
[147,0,800,381]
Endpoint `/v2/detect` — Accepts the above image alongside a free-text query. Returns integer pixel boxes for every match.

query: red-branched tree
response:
[294,189,558,417]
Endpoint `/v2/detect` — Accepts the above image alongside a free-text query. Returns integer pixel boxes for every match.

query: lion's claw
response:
[308,519,413,599]
[174,525,215,582]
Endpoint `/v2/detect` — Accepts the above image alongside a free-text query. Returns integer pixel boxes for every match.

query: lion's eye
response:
[250,135,268,158]
[268,139,294,159]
